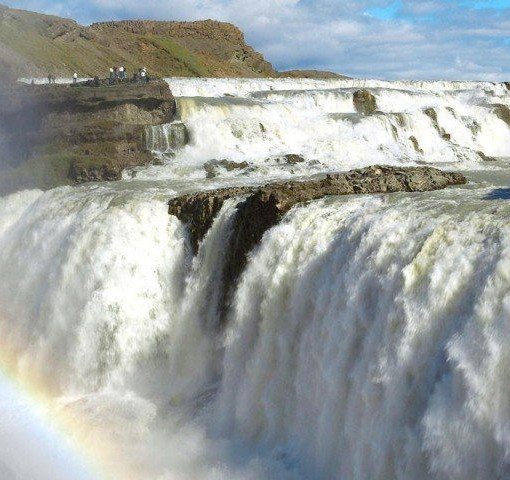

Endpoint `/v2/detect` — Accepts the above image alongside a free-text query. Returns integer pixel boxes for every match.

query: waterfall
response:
[145,122,190,154]
[216,189,510,479]
[2,77,510,479]
[131,79,510,182]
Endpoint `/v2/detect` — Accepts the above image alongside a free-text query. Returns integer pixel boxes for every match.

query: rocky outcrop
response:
[493,104,510,127]
[0,80,175,192]
[91,20,275,78]
[203,159,250,178]
[424,107,452,140]
[353,90,377,115]
[169,165,466,319]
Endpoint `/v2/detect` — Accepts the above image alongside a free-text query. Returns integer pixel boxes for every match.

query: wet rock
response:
[164,122,190,150]
[282,154,305,165]
[493,104,510,126]
[424,107,438,124]
[203,159,250,178]
[477,151,497,162]
[424,107,451,140]
[409,136,423,154]
[353,89,377,115]
[168,165,466,320]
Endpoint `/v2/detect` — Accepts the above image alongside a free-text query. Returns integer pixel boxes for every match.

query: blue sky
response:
[2,0,510,80]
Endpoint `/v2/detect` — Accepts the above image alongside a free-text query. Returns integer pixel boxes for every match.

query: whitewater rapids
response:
[2,78,510,479]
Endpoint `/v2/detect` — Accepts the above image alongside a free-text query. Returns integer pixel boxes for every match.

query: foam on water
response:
[3,78,510,479]
[132,78,510,182]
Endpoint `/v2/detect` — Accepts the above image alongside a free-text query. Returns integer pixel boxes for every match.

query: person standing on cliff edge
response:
[73,72,78,84]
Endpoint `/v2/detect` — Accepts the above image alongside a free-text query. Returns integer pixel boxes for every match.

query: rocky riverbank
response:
[0,80,175,192]
[169,165,467,319]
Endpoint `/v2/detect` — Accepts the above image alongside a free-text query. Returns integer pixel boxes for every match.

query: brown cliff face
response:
[90,19,275,78]
[168,165,467,321]
[0,80,176,192]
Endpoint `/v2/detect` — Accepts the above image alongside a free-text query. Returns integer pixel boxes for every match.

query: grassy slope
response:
[0,5,276,79]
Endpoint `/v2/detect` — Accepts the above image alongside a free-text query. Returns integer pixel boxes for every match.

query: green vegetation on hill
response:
[0,4,276,81]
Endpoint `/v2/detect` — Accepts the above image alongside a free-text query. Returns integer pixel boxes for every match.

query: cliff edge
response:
[0,80,176,192]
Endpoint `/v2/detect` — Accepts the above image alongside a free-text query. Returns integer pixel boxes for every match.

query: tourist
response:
[47,73,51,84]
[141,69,146,83]
[73,72,78,84]
[119,66,124,81]
[109,67,114,84]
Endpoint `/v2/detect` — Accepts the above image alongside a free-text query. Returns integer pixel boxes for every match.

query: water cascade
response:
[2,78,510,479]
[128,78,510,182]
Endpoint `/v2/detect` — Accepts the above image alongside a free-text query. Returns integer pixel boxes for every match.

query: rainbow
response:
[0,354,139,480]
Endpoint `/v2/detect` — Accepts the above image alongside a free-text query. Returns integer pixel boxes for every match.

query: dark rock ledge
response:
[0,80,176,193]
[169,165,466,320]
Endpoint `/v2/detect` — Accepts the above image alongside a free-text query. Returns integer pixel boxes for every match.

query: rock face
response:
[91,20,275,78]
[353,90,378,115]
[168,165,467,319]
[0,80,176,192]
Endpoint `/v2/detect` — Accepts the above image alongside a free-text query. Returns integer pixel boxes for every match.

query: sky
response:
[2,0,510,80]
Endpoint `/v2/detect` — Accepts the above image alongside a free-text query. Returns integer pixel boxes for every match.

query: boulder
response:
[353,90,377,115]
[282,154,305,165]
[203,159,249,178]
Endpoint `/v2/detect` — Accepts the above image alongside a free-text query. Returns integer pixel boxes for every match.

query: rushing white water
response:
[3,78,510,479]
[164,77,508,98]
[126,77,510,182]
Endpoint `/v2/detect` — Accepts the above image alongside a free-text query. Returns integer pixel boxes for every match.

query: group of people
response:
[109,66,127,82]
[108,66,150,84]
[45,66,151,87]
[47,72,78,84]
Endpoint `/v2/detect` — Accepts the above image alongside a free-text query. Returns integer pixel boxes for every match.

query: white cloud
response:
[3,0,510,80]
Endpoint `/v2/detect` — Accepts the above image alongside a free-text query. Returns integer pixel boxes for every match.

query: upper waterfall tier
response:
[129,78,510,182]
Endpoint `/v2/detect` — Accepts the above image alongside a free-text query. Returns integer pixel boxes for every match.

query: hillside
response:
[0,4,276,81]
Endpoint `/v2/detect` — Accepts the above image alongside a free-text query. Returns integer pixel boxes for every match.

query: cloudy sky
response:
[3,0,510,80]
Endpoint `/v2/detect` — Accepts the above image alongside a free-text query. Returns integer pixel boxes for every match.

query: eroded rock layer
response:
[169,165,467,318]
[0,80,175,191]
